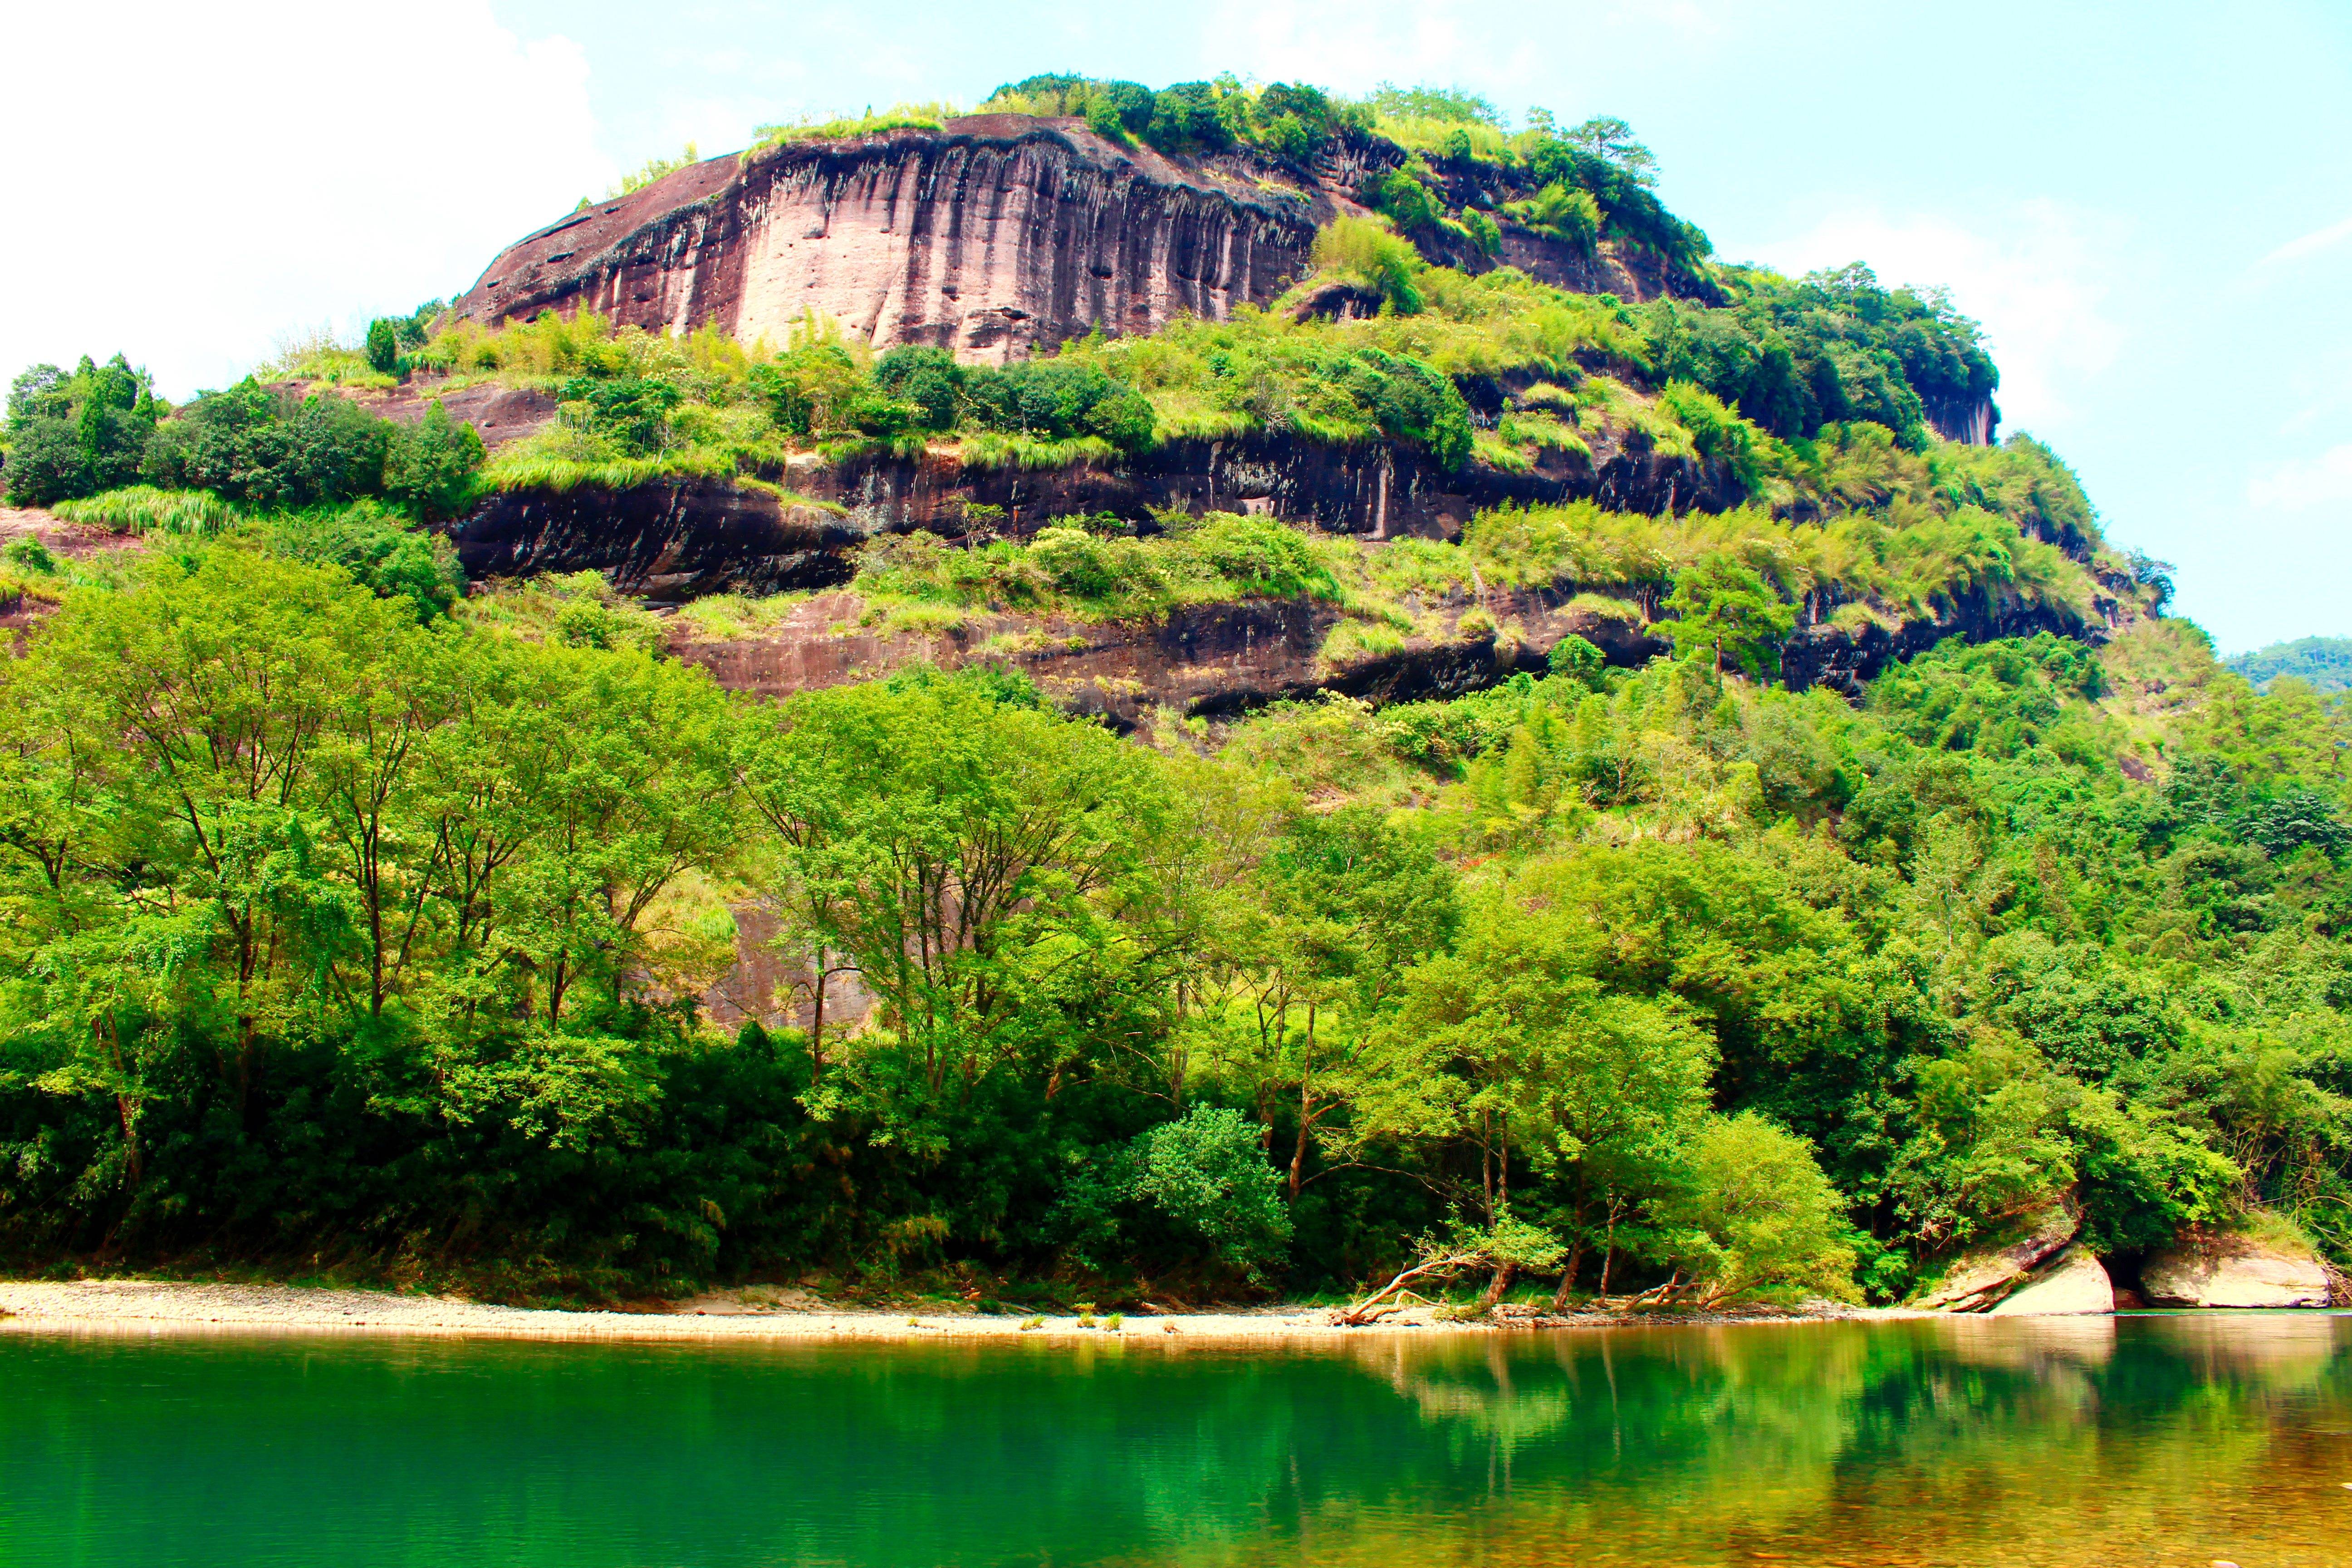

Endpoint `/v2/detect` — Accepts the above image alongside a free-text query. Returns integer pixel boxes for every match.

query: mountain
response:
[4,75,2335,1316]
[2226,635,2352,692]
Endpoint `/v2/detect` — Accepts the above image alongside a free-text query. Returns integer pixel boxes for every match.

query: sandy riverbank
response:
[0,1277,1912,1343]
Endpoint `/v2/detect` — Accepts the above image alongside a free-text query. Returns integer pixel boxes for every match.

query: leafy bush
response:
[960,360,1155,453]
[1661,1112,1858,1305]
[2,535,55,574]
[4,355,158,505]
[382,401,487,520]
[1663,554,1797,677]
[754,103,956,146]
[261,500,465,620]
[1309,216,1424,314]
[874,346,964,431]
[142,381,393,509]
[365,319,399,375]
[1503,181,1601,255]
[1548,633,1607,689]
[1123,1106,1292,1278]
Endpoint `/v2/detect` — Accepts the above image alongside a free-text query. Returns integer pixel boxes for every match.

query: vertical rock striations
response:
[454,118,1326,363]
[450,116,1709,364]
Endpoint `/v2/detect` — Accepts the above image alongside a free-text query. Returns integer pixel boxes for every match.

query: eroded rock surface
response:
[449,117,1698,365]
[1915,1208,2079,1312]
[2142,1235,2332,1308]
[1989,1247,2115,1316]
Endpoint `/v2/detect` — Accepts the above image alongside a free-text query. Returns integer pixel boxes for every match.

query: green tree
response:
[1657,1111,1857,1305]
[1663,554,1798,678]
[382,401,486,521]
[366,319,399,375]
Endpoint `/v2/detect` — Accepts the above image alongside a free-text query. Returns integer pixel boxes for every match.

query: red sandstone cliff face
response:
[451,117,1687,363]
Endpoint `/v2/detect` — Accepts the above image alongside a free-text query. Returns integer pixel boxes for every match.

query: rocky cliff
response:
[450,117,1690,363]
[447,426,1742,600]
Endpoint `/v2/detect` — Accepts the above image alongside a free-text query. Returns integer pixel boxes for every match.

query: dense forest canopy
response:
[0,77,2342,1312]
[2229,635,2352,694]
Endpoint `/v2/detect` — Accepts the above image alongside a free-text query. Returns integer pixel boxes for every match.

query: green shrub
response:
[1309,216,1424,314]
[1661,1112,1858,1305]
[753,103,956,146]
[1504,182,1601,255]
[874,346,964,431]
[961,360,1155,453]
[1124,1106,1291,1279]
[1548,633,1607,689]
[1,535,55,574]
[558,375,680,456]
[2,418,88,506]
[4,355,157,505]
[143,380,393,509]
[1187,513,1335,598]
[1664,554,1797,678]
[365,319,399,375]
[383,401,486,520]
[262,500,464,620]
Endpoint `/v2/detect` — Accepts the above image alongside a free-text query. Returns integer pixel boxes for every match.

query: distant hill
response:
[2226,636,2352,692]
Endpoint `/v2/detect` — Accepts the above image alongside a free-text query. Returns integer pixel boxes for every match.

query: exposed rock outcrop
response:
[2142,1232,2333,1308]
[1988,1247,2115,1316]
[454,480,863,600]
[1776,590,2112,700]
[450,117,1697,364]
[443,429,1743,600]
[1914,1207,2079,1312]
[665,585,1666,726]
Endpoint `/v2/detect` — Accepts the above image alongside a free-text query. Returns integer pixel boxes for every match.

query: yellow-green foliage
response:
[1318,616,1408,670]
[956,432,1124,471]
[459,568,671,653]
[476,447,750,495]
[1309,216,1426,313]
[608,143,699,198]
[411,312,760,387]
[262,328,395,389]
[752,103,959,148]
[53,486,238,535]
[852,511,1346,622]
[1372,114,1515,162]
[1059,269,1637,451]
[1366,499,2096,626]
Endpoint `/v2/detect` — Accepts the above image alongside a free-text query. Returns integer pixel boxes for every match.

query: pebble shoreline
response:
[0,1278,1912,1343]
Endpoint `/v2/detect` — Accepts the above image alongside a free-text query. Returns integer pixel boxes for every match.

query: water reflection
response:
[1,1317,2349,1567]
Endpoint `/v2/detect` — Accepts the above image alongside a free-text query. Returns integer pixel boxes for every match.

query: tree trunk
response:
[1289,1082,1310,1201]
[1480,1110,1494,1225]
[809,944,826,1081]
[1550,1238,1585,1313]
[1479,1262,1517,1314]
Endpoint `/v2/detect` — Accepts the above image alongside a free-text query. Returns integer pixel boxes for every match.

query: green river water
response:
[4,1315,2351,1566]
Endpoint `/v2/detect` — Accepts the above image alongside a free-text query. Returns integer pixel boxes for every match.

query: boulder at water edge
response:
[1916,1207,2079,1311]
[2142,1235,2331,1308]
[1989,1247,2115,1316]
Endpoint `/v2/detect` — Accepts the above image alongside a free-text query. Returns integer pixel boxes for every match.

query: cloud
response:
[2259,214,2352,268]
[5,1,607,398]
[1741,202,2127,433]
[2248,444,2352,510]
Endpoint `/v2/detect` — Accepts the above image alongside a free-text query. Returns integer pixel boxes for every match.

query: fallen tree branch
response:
[1331,1248,1486,1326]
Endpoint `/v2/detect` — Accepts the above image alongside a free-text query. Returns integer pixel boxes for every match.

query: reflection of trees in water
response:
[13,1325,2351,1568]
[1180,1318,2352,1568]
